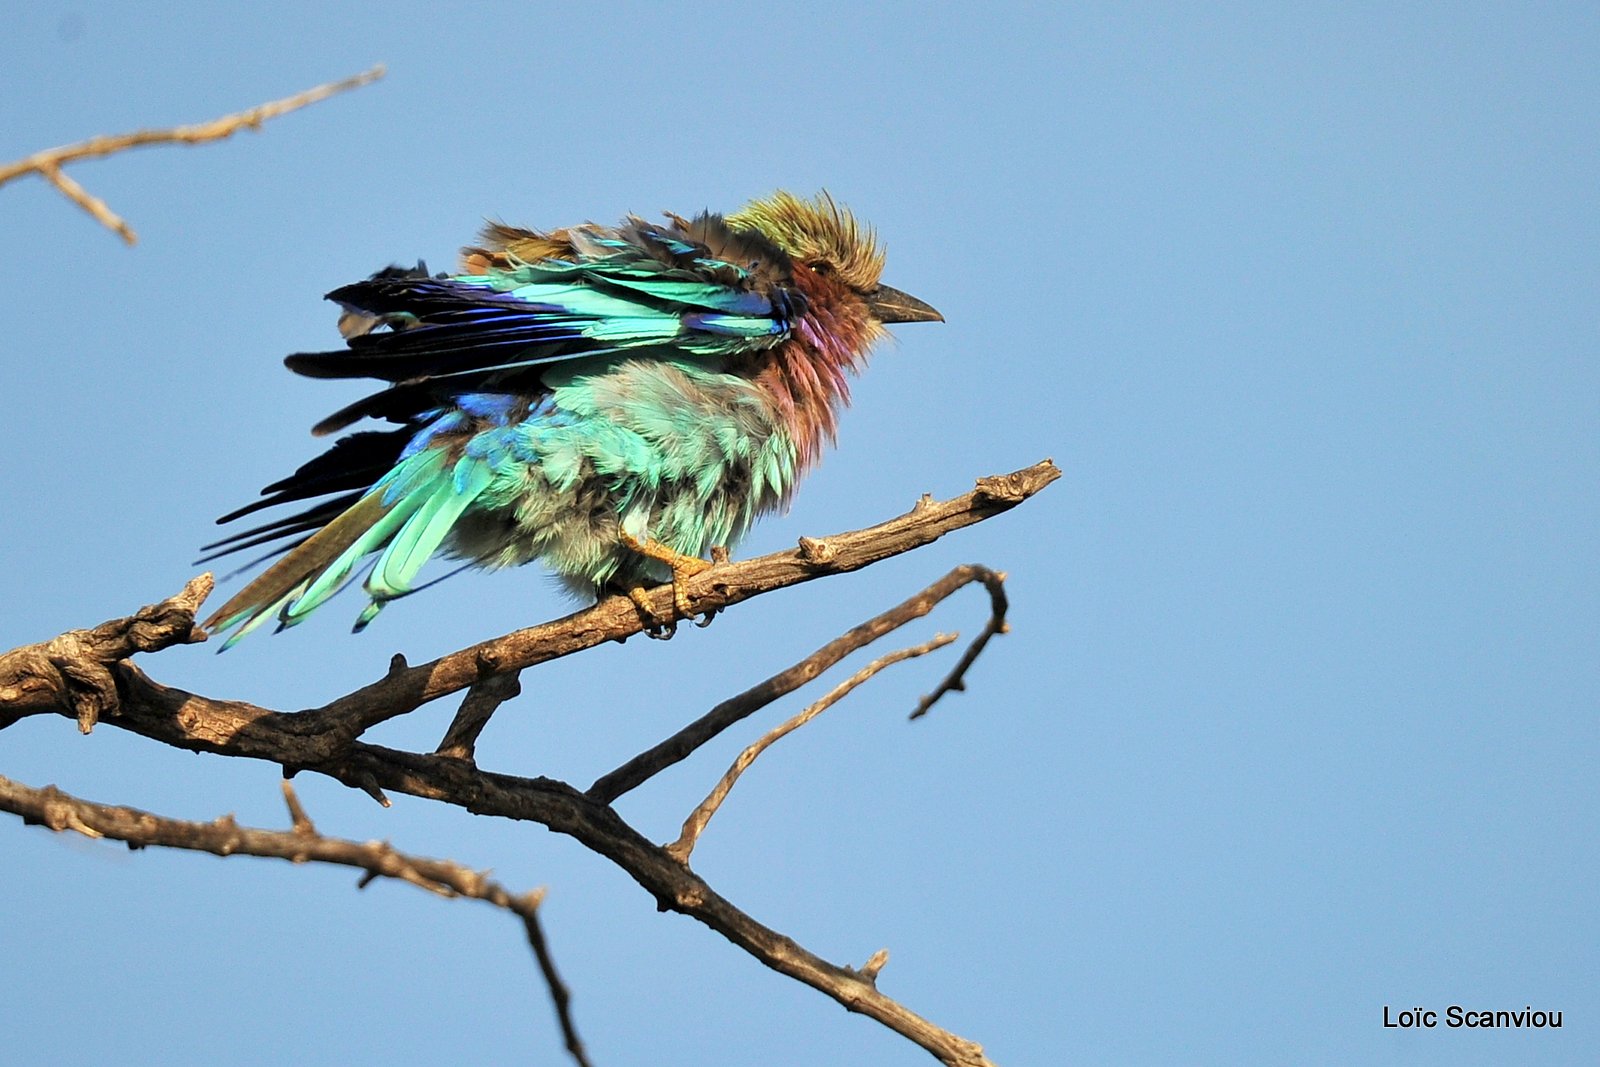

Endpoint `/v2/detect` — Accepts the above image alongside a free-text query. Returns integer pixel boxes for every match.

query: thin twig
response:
[664,633,957,864]
[280,779,316,834]
[0,770,532,908]
[590,564,1010,803]
[523,908,594,1067]
[0,65,385,244]
[910,567,1009,720]
[0,464,1052,1067]
[0,772,598,1067]
[37,161,134,242]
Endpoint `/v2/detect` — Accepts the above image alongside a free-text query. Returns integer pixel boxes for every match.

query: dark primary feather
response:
[290,278,593,381]
[281,216,806,441]
[216,427,416,523]
[200,428,415,563]
[203,192,939,646]
[208,211,804,571]
[196,492,363,571]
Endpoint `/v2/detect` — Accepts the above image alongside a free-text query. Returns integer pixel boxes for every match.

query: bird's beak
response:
[868,284,944,324]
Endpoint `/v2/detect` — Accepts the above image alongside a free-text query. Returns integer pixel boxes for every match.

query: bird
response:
[201,191,943,648]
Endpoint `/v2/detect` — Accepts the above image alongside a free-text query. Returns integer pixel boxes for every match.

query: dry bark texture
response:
[2,461,1056,1065]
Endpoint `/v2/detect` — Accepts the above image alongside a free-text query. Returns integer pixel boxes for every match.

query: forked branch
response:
[591,562,1012,803]
[0,773,590,1067]
[0,65,385,244]
[666,632,957,863]
[0,461,1055,1067]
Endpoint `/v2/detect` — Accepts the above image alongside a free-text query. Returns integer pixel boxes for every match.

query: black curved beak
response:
[868,284,944,324]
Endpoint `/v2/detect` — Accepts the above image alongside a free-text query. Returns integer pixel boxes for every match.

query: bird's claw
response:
[619,531,715,624]
[626,585,676,638]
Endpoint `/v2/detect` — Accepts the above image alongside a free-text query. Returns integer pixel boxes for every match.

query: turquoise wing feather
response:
[286,219,803,414]
[204,212,810,642]
[194,191,950,648]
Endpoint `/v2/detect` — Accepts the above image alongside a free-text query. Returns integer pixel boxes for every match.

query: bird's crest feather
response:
[726,191,885,292]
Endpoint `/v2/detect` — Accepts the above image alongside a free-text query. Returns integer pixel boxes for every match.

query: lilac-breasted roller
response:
[202,191,942,647]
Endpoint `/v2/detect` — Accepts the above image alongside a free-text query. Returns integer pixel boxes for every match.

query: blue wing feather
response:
[205,207,813,642]
[286,233,802,401]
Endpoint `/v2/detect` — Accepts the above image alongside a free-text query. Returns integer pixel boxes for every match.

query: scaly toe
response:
[627,586,674,638]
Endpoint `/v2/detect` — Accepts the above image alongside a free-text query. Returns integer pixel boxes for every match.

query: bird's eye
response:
[811,262,832,276]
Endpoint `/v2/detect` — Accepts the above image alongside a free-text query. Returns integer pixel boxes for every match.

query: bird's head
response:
[721,191,941,475]
[726,191,943,332]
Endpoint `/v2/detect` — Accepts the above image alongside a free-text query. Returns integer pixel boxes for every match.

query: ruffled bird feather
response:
[202,192,941,647]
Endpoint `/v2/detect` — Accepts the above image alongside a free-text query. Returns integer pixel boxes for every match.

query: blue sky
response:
[2,4,1595,1064]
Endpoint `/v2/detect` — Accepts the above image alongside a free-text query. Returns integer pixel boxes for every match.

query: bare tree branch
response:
[590,563,1011,803]
[0,770,541,911]
[665,632,958,864]
[338,745,998,1066]
[0,572,211,733]
[308,460,1060,745]
[1,462,1055,1067]
[0,65,385,244]
[436,669,524,762]
[523,904,594,1067]
[36,160,134,242]
[0,462,1056,754]
[0,772,593,1065]
[911,567,1009,719]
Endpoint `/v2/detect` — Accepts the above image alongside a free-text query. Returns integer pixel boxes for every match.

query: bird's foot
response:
[619,531,714,624]
[626,586,677,639]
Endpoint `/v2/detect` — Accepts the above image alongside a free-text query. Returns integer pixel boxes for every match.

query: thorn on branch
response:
[50,651,117,733]
[355,772,390,808]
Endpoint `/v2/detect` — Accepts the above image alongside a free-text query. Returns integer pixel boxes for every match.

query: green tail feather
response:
[367,459,493,600]
[278,487,434,625]
[207,448,495,648]
[205,493,395,643]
